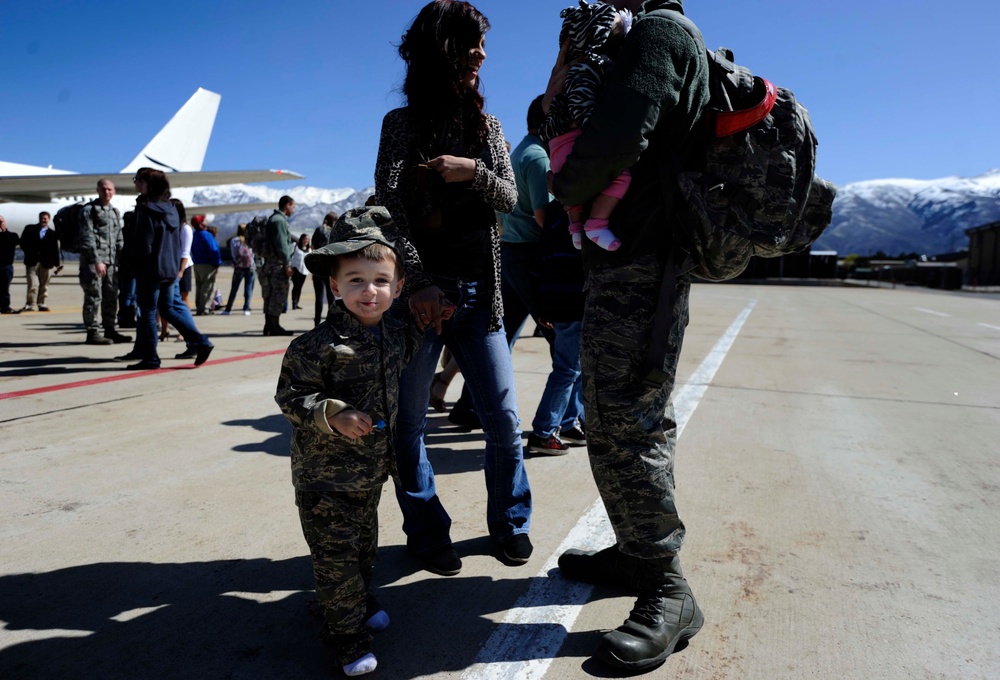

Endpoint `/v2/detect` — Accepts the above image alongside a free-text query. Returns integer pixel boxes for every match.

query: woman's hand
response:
[331,409,373,440]
[409,285,456,335]
[427,155,477,183]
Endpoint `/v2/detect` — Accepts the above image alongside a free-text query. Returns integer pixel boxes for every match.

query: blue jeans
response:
[135,278,211,366]
[531,321,584,437]
[501,241,583,436]
[394,278,531,553]
[225,267,255,312]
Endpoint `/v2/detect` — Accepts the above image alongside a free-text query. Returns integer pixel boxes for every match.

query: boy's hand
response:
[331,409,374,440]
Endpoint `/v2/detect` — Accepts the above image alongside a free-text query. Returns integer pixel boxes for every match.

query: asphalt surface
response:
[1,263,998,679]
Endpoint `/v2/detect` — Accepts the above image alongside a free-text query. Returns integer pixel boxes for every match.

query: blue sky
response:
[3,0,998,191]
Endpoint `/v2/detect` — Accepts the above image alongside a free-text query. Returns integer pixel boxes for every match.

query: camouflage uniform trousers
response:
[79,259,119,333]
[580,254,690,559]
[258,259,290,318]
[296,485,380,658]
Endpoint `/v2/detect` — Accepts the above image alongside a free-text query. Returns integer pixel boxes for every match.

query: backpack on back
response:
[672,45,837,281]
[245,215,271,259]
[54,203,86,254]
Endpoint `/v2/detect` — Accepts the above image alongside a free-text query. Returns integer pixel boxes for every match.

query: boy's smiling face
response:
[329,256,403,327]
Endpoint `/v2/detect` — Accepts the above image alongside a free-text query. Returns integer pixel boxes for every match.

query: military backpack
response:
[672,42,837,281]
[53,203,87,254]
[245,215,271,259]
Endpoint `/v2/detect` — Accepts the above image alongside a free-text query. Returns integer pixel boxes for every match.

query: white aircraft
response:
[0,87,302,231]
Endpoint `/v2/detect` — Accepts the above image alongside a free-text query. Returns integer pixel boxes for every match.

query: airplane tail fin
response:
[120,88,221,174]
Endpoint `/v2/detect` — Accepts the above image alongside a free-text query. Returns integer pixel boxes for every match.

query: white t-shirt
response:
[179,222,194,270]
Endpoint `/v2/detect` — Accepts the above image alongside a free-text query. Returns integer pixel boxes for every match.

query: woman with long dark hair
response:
[126,168,213,370]
[375,0,531,576]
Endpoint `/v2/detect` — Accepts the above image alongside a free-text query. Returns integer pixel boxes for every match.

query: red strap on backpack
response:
[712,78,778,138]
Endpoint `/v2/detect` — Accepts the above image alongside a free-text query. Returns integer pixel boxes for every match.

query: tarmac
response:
[1,262,998,679]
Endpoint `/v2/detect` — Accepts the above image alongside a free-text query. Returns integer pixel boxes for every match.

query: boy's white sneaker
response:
[343,652,377,676]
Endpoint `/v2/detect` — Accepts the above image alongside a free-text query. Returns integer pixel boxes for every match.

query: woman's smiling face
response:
[460,35,486,90]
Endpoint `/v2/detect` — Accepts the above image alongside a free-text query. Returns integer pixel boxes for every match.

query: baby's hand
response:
[331,409,374,440]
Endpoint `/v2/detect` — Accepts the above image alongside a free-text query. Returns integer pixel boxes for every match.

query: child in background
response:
[540,0,633,251]
[274,206,423,676]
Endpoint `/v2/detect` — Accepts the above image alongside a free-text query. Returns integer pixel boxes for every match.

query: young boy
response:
[275,206,422,676]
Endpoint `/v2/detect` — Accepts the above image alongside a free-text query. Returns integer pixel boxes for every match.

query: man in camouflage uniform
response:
[549,0,710,672]
[259,195,296,336]
[274,207,422,675]
[78,179,131,345]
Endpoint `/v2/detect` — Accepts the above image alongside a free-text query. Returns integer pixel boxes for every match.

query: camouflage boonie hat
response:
[304,205,401,276]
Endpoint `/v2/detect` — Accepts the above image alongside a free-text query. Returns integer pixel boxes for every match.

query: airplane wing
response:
[0,169,302,203]
[189,202,278,216]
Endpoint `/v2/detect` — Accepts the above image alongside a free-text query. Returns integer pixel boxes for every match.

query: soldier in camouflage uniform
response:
[78,179,131,345]
[259,195,296,336]
[548,0,710,672]
[275,206,422,677]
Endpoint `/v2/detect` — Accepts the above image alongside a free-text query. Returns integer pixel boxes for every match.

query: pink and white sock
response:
[568,221,584,250]
[584,218,621,251]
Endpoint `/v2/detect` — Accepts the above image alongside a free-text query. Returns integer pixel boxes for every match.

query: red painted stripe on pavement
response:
[0,349,287,401]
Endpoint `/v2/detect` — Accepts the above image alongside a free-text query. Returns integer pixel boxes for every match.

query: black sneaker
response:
[527,432,570,456]
[501,534,533,564]
[114,351,140,362]
[560,425,587,446]
[174,348,197,360]
[194,343,214,366]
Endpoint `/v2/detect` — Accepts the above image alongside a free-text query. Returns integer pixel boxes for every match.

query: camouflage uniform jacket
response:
[275,302,422,492]
[79,201,124,265]
[552,0,710,270]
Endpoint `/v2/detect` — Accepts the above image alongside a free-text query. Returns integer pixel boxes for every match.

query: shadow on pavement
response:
[0,551,621,679]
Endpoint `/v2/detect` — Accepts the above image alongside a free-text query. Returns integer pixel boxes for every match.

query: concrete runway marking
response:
[0,348,287,400]
[462,298,757,679]
[913,306,951,317]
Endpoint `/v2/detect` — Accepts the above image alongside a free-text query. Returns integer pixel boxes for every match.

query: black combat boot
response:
[263,315,274,336]
[596,555,703,672]
[104,329,133,344]
[86,330,113,345]
[269,315,293,336]
[558,545,640,590]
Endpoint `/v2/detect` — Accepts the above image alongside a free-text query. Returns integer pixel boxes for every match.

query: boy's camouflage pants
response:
[580,255,690,559]
[296,487,380,637]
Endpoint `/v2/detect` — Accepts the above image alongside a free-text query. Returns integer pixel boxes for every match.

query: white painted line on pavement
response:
[463,298,757,679]
[914,307,951,317]
[978,323,1000,331]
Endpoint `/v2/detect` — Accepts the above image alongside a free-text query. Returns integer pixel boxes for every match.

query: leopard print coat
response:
[374,107,516,332]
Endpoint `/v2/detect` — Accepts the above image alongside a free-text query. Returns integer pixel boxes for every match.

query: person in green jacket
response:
[548,0,710,672]
[260,195,296,335]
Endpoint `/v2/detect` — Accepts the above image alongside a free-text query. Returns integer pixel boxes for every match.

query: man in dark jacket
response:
[126,170,213,370]
[19,211,62,312]
[549,0,710,672]
[0,215,20,314]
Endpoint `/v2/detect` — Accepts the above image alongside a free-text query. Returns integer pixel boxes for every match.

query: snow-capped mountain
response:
[193,169,1000,258]
[192,184,375,244]
[816,169,1000,256]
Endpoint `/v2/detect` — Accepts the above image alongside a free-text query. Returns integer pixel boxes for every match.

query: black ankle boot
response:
[270,316,293,336]
[558,545,640,590]
[595,555,703,671]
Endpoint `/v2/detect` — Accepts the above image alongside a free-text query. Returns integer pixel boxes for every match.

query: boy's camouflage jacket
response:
[275,302,422,491]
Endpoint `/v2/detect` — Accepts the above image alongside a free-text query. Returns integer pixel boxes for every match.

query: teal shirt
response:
[501,134,552,244]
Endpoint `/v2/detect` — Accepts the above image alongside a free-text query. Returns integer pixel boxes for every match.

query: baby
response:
[541,0,633,251]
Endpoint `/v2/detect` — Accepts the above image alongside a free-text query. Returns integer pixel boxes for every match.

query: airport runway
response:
[1,264,998,679]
